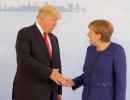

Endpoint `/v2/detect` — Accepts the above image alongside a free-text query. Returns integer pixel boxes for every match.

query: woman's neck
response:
[96,41,111,51]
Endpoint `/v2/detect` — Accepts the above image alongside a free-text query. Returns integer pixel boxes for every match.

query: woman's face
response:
[87,27,101,46]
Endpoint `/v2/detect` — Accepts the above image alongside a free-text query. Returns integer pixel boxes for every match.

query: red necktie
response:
[43,32,52,59]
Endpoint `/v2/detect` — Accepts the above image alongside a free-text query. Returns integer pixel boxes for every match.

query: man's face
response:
[40,15,58,33]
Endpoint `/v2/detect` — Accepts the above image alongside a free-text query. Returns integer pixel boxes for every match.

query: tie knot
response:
[43,32,47,39]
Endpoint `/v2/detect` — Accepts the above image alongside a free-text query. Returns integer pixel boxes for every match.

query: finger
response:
[54,72,66,85]
[56,68,59,72]
[53,68,59,72]
[57,77,65,85]
[58,77,67,85]
[55,80,61,85]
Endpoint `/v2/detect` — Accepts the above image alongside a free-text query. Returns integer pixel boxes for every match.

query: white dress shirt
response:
[36,21,52,52]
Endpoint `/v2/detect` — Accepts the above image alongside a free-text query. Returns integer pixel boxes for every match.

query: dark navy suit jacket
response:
[72,42,126,100]
[12,23,62,100]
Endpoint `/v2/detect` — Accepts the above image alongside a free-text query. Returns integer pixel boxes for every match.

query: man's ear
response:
[37,16,41,22]
[38,15,45,21]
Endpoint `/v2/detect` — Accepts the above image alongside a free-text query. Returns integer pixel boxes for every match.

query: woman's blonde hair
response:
[88,19,113,42]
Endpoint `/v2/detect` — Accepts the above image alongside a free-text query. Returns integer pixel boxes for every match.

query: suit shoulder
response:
[110,42,126,57]
[49,33,59,42]
[49,33,57,38]
[111,42,125,51]
[17,24,34,36]
[87,45,96,51]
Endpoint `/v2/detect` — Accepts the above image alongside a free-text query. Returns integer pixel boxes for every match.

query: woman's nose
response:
[87,32,89,36]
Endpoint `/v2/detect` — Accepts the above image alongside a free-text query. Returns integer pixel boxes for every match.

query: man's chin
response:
[48,29,53,33]
[47,31,52,33]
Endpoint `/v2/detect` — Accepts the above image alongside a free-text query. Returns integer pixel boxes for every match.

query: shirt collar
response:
[36,20,44,36]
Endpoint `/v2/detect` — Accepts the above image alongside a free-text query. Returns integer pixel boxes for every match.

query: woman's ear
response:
[98,34,102,40]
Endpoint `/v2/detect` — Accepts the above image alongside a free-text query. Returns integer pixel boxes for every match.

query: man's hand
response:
[57,95,62,100]
[50,69,66,85]
[64,78,75,87]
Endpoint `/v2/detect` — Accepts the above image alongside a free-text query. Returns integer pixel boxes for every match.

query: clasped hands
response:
[50,68,75,87]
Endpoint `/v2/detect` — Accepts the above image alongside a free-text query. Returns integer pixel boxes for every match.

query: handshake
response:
[50,69,75,87]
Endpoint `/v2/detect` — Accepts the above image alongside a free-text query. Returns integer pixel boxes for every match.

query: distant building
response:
[4,4,7,10]
[56,6,68,12]
[75,3,80,12]
[68,3,73,12]
[0,4,1,11]
[0,1,86,13]
[45,2,49,6]
[28,0,31,7]
[34,2,37,7]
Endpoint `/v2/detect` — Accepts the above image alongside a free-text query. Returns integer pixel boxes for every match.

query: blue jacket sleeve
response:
[114,46,127,100]
[72,73,84,90]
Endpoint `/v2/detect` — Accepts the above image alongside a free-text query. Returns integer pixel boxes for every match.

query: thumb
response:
[53,68,59,72]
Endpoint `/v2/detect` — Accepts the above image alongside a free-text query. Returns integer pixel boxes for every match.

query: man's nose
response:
[53,21,57,26]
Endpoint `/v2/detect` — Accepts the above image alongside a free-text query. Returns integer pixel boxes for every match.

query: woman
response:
[65,19,126,100]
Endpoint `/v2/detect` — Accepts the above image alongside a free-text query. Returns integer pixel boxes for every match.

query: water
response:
[0,10,130,100]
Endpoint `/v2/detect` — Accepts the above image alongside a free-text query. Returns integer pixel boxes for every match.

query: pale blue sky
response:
[0,0,130,100]
[0,0,79,7]
[0,0,130,9]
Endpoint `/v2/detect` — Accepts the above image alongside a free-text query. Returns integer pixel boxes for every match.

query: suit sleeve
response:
[16,29,52,81]
[55,38,62,95]
[57,68,62,95]
[114,45,126,100]
[72,73,84,90]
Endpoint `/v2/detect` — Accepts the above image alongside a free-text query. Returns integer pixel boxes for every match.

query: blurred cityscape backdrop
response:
[0,0,130,100]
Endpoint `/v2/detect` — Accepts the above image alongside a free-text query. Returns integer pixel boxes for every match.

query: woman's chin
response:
[89,42,95,46]
[89,41,92,45]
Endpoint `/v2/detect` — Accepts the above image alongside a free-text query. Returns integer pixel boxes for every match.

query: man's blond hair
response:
[37,5,61,19]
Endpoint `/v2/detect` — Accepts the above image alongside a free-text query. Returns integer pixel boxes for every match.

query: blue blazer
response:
[72,42,126,100]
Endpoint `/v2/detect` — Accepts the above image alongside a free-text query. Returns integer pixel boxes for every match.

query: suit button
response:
[102,82,106,86]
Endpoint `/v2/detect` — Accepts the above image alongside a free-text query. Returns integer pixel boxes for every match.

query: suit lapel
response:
[88,49,99,75]
[48,33,60,69]
[90,51,98,68]
[32,24,51,60]
[48,33,56,61]
[84,47,98,74]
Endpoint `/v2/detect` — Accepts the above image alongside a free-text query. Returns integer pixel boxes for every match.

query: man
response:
[12,5,66,100]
